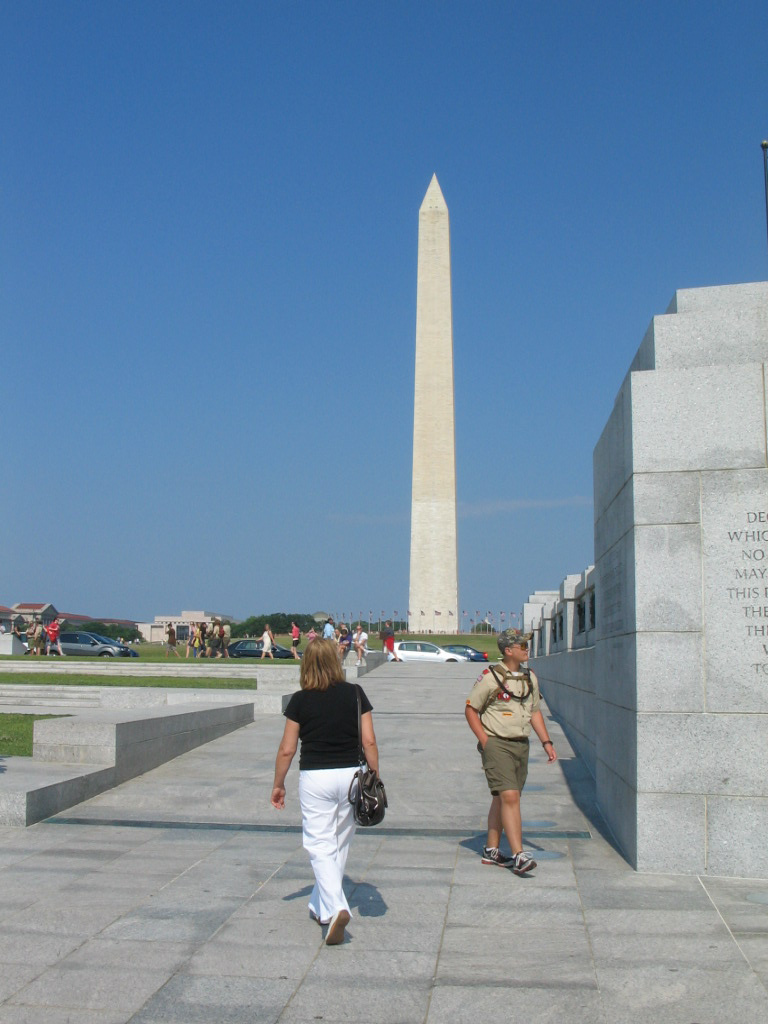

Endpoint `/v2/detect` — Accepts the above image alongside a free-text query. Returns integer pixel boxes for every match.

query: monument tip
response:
[421,173,447,212]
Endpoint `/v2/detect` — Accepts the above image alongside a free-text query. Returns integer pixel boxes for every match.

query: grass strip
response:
[0,674,259,689]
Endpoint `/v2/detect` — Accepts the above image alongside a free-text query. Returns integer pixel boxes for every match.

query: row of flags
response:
[331,610,520,622]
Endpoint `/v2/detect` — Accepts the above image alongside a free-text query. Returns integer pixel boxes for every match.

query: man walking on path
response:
[382,621,401,661]
[465,628,556,875]
[45,616,64,657]
[165,623,181,658]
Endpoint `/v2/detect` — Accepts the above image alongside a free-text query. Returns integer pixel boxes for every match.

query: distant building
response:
[12,602,58,625]
[135,611,233,644]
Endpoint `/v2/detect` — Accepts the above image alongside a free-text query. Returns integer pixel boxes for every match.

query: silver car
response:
[58,632,137,657]
[393,641,469,663]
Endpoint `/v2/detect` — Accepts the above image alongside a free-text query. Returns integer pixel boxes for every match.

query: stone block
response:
[594,700,637,790]
[593,634,636,709]
[707,796,768,877]
[630,365,767,473]
[0,634,26,656]
[635,631,703,713]
[700,468,768,713]
[632,471,700,526]
[634,524,701,633]
[668,280,768,316]
[595,531,636,641]
[593,378,632,521]
[594,478,632,563]
[634,793,706,873]
[595,758,637,867]
[637,713,768,796]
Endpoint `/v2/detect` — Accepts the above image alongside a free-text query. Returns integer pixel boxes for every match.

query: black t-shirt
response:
[284,682,373,770]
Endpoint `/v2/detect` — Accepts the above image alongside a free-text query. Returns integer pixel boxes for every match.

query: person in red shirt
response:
[45,617,64,657]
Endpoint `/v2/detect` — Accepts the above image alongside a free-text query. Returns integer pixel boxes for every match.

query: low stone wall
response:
[530,647,596,778]
[1,701,255,826]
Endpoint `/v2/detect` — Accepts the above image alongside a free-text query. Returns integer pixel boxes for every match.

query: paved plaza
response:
[0,661,766,1023]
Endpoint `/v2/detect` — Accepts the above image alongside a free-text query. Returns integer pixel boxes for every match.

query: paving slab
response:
[0,661,765,1023]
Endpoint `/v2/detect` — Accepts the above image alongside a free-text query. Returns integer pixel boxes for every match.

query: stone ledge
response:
[0,683,288,713]
[0,700,255,826]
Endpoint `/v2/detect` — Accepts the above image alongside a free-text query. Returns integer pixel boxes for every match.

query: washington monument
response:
[408,175,458,634]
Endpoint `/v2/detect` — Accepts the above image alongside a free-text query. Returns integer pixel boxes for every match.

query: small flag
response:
[434,610,441,616]
[420,610,425,616]
[448,610,454,616]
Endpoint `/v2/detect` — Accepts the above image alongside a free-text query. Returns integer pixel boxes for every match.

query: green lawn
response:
[0,714,65,757]
[0,673,259,689]
[0,633,501,688]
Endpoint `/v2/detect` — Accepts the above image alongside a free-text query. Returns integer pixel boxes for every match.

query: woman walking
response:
[271,639,379,945]
[261,623,275,659]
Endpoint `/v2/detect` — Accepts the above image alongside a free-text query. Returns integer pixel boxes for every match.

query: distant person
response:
[222,620,232,657]
[13,621,26,649]
[30,617,45,656]
[45,617,64,657]
[306,626,318,644]
[353,624,368,666]
[271,638,380,946]
[198,621,208,657]
[190,623,202,658]
[185,625,195,659]
[338,625,352,662]
[261,623,275,659]
[291,621,301,659]
[206,621,222,658]
[165,623,181,658]
[382,621,401,662]
[322,618,336,642]
[464,629,557,875]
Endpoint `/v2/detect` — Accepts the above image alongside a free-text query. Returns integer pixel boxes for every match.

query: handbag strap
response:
[355,683,365,767]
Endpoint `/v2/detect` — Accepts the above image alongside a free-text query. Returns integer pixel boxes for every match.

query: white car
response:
[393,641,469,663]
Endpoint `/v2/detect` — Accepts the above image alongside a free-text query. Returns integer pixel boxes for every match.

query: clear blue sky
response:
[3,1,767,625]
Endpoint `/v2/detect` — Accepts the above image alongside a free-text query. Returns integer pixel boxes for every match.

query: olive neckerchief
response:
[487,664,533,704]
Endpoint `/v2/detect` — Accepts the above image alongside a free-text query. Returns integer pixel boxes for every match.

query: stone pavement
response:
[0,662,766,1023]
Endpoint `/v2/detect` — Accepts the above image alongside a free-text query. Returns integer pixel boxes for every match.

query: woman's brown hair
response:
[300,638,343,691]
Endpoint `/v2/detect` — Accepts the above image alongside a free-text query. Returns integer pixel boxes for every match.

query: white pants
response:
[299,766,358,924]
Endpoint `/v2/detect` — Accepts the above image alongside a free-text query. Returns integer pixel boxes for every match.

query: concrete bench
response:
[0,700,254,826]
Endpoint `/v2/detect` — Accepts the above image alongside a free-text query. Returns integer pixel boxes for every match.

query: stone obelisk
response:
[408,175,458,634]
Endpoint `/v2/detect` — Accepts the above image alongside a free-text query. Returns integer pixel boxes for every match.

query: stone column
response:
[408,175,458,633]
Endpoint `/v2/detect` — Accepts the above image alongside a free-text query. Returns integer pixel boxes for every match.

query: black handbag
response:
[348,684,387,827]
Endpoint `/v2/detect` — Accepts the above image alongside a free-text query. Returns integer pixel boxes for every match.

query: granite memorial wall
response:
[529,281,768,876]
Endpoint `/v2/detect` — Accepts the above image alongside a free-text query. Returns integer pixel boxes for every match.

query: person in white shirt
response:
[353,624,368,666]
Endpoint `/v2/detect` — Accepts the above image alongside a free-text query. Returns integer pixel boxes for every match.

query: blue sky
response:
[2,1,767,625]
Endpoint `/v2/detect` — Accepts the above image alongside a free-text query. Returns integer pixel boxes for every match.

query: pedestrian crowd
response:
[11,615,65,656]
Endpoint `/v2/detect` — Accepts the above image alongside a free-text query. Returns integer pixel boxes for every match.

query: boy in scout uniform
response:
[465,628,557,874]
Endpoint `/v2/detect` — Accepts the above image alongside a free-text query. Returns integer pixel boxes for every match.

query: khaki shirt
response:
[466,663,540,740]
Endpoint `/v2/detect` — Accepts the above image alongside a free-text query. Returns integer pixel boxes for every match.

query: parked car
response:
[56,632,139,657]
[442,644,488,662]
[227,639,298,659]
[392,641,469,663]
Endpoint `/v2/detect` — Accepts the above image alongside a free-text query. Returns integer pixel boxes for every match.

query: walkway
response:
[0,662,766,1022]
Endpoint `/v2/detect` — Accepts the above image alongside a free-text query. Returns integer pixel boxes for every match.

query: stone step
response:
[0,686,101,708]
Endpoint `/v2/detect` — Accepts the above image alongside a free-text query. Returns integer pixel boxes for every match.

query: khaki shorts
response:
[479,735,529,794]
